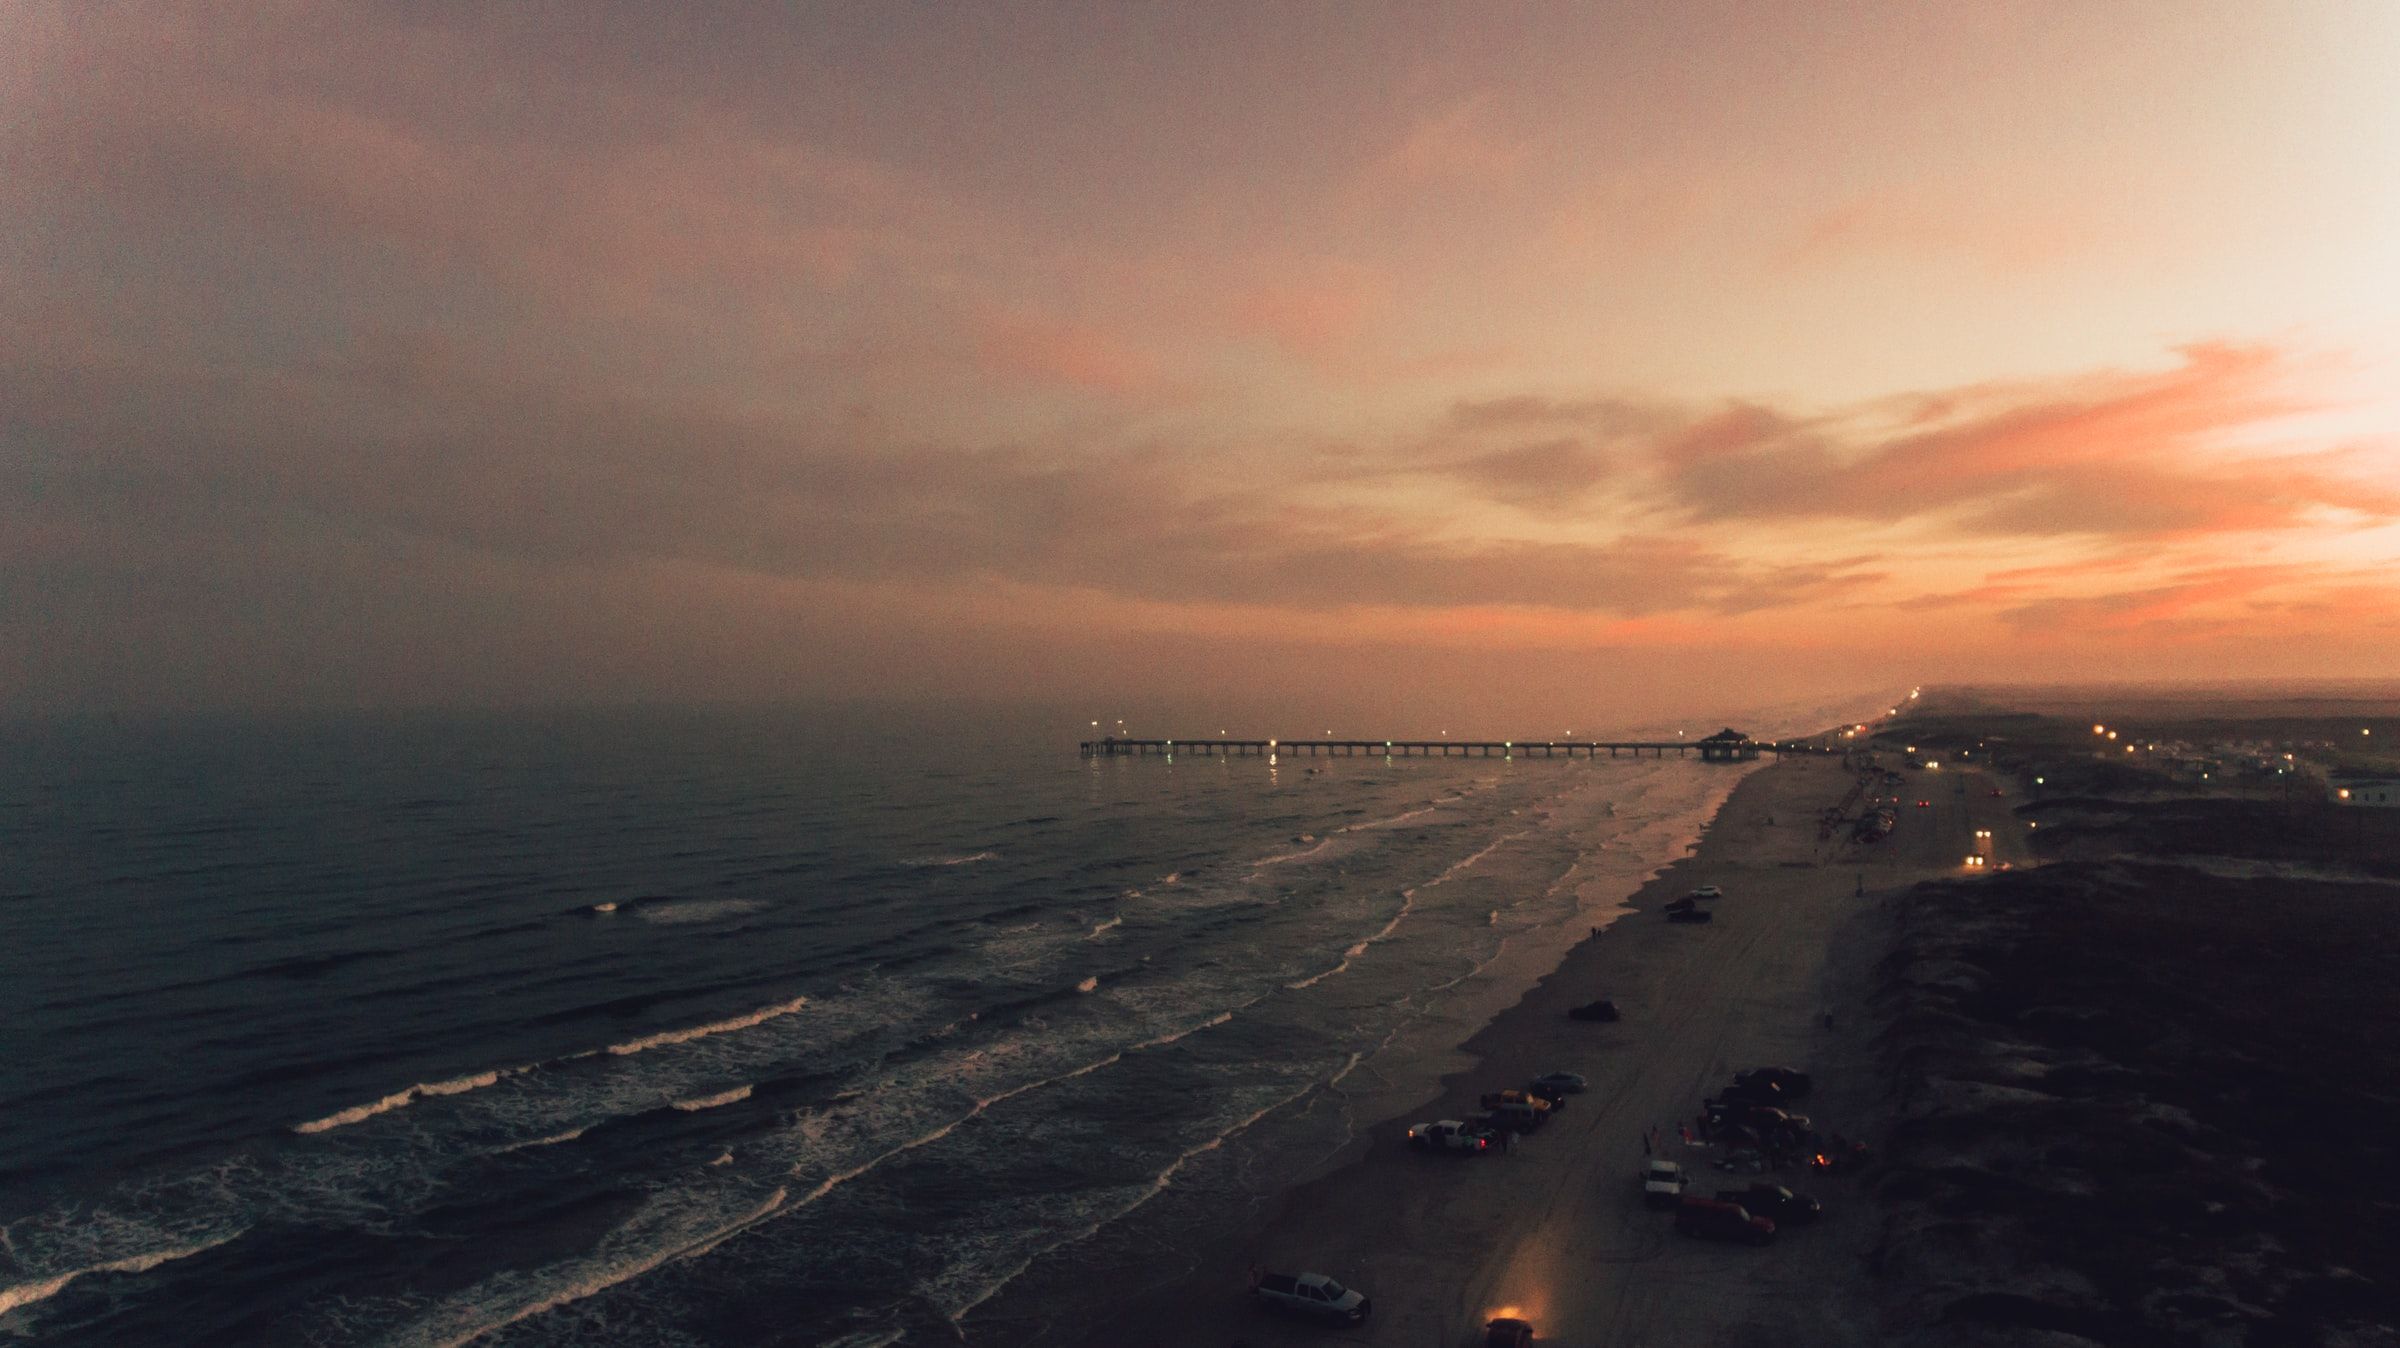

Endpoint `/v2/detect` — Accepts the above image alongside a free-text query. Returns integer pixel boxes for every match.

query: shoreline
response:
[1069,750,1929,1347]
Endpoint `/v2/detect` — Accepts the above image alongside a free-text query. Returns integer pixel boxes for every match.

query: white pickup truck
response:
[1407,1119,1495,1153]
[1642,1158,1689,1207]
[1252,1269,1372,1325]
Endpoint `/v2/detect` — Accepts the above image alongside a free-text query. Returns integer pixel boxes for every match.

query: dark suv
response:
[1715,1183,1821,1225]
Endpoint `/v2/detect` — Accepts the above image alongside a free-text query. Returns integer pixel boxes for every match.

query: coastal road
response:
[1096,755,2021,1348]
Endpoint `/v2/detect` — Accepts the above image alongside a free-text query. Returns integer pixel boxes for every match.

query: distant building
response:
[2332,777,2400,807]
[1699,728,1760,763]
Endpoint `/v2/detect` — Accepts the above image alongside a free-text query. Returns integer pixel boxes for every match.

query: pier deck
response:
[1078,736,1826,760]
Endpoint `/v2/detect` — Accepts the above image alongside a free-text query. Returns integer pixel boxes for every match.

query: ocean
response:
[0,702,1829,1346]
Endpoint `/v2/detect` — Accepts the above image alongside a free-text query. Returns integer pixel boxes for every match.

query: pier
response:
[1080,732,1827,761]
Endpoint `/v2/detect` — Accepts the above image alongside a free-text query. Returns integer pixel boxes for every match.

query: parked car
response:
[1531,1071,1588,1094]
[1675,1196,1775,1245]
[1663,895,1699,913]
[1407,1119,1494,1154]
[1735,1067,1813,1099]
[1716,1183,1822,1225]
[1666,908,1712,923]
[1689,885,1723,899]
[1721,1076,1791,1105]
[1642,1159,1688,1208]
[1252,1269,1372,1324]
[1737,1104,1811,1132]
[1484,1099,1548,1132]
[1567,1000,1620,1022]
[1480,1089,1554,1115]
[1484,1316,1535,1347]
[1525,1081,1570,1107]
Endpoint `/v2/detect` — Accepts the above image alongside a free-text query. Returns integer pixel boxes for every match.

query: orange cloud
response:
[1778,190,2109,275]
[970,310,1170,396]
[1651,344,2399,539]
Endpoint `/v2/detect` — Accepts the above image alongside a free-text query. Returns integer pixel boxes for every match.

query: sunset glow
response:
[8,2,2399,724]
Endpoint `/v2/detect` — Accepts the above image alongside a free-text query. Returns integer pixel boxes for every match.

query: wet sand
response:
[1078,753,2022,1348]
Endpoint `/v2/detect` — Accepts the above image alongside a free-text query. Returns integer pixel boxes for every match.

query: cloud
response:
[1645,343,2400,539]
[1777,190,2109,275]
[971,309,1172,395]
[1366,96,1531,188]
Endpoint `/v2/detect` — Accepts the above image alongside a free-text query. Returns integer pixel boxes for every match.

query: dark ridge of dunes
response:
[1869,855,2400,1347]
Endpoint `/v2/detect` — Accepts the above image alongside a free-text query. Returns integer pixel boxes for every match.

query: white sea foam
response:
[1083,915,1122,939]
[902,851,997,867]
[497,1125,591,1153]
[293,1069,517,1135]
[1343,802,1440,832]
[404,1186,789,1348]
[634,899,765,926]
[590,902,618,913]
[0,1228,246,1317]
[604,996,809,1057]
[1284,960,1348,990]
[1073,976,1099,994]
[937,1074,1311,1333]
[670,1085,754,1113]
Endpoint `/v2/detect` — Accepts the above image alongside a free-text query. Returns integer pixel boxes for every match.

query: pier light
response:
[2093,724,2105,734]
[2340,788,2352,799]
[2107,731,2118,740]
[2365,728,2374,736]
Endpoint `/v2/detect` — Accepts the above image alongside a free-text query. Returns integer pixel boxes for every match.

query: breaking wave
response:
[292,1069,519,1135]
[671,1085,755,1113]
[604,996,810,1057]
[0,1228,247,1317]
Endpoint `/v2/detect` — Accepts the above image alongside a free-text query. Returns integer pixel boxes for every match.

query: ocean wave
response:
[1073,976,1099,994]
[1342,802,1441,832]
[405,1185,790,1348]
[292,1069,519,1135]
[603,996,810,1057]
[496,1125,591,1153]
[938,1073,1312,1334]
[1082,915,1122,939]
[0,1228,247,1318]
[634,899,766,926]
[1284,960,1348,991]
[902,850,997,867]
[670,1085,755,1113]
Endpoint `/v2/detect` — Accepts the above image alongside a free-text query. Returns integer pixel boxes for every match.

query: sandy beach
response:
[1078,752,2031,1348]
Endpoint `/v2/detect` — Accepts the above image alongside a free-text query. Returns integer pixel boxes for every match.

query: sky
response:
[6,1,2400,732]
